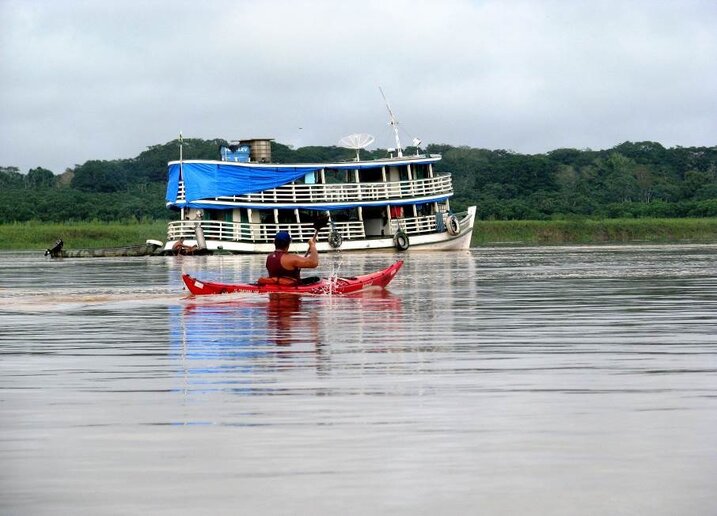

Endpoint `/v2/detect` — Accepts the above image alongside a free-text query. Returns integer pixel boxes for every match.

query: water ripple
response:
[1,246,716,515]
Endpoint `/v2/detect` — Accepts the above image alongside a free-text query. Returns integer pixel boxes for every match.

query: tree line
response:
[1,138,715,223]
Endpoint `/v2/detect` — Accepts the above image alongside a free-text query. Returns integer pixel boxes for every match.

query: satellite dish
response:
[338,133,375,161]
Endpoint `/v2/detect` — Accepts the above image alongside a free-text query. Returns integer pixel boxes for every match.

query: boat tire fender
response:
[446,215,460,236]
[328,231,343,249]
[394,230,410,251]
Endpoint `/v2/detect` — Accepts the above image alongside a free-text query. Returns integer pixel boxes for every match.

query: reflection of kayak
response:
[182,260,403,296]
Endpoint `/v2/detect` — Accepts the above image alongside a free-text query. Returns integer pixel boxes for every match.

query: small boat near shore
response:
[182,260,403,296]
[44,239,164,258]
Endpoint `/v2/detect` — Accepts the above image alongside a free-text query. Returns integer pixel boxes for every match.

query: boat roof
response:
[168,154,441,168]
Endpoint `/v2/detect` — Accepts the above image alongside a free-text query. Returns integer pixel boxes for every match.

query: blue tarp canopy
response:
[166,162,319,203]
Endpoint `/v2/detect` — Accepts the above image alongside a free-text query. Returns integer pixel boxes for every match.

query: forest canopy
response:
[1,139,715,223]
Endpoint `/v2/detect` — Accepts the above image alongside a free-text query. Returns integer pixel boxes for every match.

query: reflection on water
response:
[1,246,716,515]
[175,294,326,390]
[174,289,404,399]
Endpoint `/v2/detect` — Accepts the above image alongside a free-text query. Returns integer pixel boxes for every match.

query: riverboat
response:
[163,136,476,254]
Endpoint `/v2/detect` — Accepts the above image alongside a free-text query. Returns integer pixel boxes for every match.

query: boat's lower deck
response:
[164,207,476,254]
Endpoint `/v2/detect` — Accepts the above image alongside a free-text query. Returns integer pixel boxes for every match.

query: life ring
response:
[393,230,410,251]
[446,214,460,236]
[328,230,343,249]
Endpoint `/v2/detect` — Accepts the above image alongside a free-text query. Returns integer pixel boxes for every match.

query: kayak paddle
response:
[304,214,330,256]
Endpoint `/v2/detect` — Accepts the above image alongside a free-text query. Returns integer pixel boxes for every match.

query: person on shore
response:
[265,231,318,280]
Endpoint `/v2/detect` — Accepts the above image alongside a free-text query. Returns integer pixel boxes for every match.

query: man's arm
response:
[282,237,319,270]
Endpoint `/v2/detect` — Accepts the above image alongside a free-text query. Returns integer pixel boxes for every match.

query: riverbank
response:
[1,218,716,251]
[473,218,717,245]
[0,221,168,251]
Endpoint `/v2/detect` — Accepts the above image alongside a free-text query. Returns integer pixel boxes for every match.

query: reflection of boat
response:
[171,288,404,390]
[176,288,402,351]
[163,106,476,254]
[182,260,403,296]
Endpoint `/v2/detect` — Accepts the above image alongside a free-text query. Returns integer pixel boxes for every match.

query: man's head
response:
[274,231,292,250]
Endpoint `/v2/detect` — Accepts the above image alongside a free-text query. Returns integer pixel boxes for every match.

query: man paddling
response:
[266,231,318,280]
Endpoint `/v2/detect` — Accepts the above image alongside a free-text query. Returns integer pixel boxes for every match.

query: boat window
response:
[416,203,433,216]
[204,209,231,222]
[330,208,359,222]
[359,168,383,182]
[413,165,428,180]
[363,206,387,222]
[297,209,318,223]
[324,168,350,184]
[276,209,297,224]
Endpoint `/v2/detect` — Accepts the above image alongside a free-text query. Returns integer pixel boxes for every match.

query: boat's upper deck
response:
[166,152,450,208]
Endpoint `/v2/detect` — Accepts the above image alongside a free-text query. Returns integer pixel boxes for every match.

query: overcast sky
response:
[1,0,716,173]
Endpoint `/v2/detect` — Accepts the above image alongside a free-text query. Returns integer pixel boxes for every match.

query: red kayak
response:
[182,260,403,296]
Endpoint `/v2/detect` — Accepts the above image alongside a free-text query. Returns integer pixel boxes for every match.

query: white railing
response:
[174,175,452,205]
[167,220,366,243]
[389,215,438,235]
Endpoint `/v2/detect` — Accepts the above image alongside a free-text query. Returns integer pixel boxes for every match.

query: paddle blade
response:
[312,214,330,231]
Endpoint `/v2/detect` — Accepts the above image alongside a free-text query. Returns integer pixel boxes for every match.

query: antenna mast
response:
[379,87,403,157]
[179,131,184,220]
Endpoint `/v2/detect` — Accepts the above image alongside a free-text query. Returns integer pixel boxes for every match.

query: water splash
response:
[314,247,345,296]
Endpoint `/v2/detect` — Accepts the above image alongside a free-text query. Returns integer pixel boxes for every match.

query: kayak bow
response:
[182,260,403,296]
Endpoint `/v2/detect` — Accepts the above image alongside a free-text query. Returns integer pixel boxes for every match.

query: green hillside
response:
[1,139,715,223]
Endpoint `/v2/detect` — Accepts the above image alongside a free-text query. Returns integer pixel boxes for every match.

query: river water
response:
[1,245,716,515]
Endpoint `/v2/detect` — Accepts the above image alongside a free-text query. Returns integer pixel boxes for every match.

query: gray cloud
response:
[1,0,716,173]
